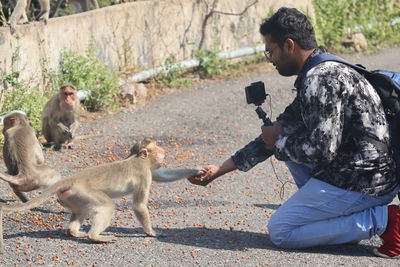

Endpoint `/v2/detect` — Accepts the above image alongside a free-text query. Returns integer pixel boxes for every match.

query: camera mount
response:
[245,81,273,126]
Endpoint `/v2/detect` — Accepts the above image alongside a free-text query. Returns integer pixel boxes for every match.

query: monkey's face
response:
[134,139,166,168]
[60,88,77,111]
[150,144,165,169]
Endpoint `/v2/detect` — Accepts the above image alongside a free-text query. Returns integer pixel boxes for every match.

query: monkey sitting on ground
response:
[0,111,61,203]
[0,138,201,252]
[42,84,81,150]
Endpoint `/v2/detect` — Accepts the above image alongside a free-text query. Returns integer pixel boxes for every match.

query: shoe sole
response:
[373,248,400,259]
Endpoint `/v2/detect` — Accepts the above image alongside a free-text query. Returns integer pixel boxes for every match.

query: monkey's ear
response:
[139,148,149,159]
[128,142,140,158]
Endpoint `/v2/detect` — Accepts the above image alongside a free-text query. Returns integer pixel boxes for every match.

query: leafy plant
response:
[155,56,193,88]
[46,46,121,111]
[0,73,46,131]
[314,0,400,51]
[194,48,228,78]
[0,46,46,132]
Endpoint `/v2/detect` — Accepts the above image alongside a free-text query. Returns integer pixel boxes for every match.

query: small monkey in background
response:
[42,84,81,150]
[0,138,201,251]
[8,0,99,33]
[0,111,61,202]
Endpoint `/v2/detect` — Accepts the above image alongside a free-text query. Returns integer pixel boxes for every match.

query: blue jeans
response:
[268,162,398,249]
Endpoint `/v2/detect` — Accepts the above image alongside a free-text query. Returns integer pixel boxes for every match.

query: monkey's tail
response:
[152,168,202,183]
[0,172,23,186]
[0,179,72,213]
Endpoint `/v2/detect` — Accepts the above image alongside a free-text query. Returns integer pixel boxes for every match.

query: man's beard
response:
[276,54,297,77]
[277,65,297,77]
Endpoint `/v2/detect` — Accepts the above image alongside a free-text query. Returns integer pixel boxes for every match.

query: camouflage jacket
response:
[231,47,398,196]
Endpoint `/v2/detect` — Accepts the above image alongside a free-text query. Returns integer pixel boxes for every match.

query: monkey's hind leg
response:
[67,213,87,238]
[87,192,116,243]
[59,192,88,238]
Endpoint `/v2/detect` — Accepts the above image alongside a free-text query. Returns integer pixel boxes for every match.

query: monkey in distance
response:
[0,111,61,203]
[0,138,201,252]
[8,0,99,33]
[42,84,81,150]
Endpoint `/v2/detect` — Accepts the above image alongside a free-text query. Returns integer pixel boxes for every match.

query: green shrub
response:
[0,71,46,131]
[1,46,46,132]
[194,48,228,78]
[155,56,193,88]
[48,46,121,111]
[314,0,400,51]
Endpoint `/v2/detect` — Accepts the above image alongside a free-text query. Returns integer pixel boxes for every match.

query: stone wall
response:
[0,0,313,86]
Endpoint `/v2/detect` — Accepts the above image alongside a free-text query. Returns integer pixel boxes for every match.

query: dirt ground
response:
[0,47,400,266]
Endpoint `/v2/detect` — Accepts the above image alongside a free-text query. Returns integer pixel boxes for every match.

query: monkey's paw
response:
[63,143,75,150]
[53,144,62,151]
[67,229,88,238]
[145,230,157,237]
[62,130,72,139]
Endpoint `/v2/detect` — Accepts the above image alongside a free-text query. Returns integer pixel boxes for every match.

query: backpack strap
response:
[300,53,372,77]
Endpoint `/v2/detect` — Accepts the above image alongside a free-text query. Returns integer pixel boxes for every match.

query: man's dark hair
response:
[259,7,317,50]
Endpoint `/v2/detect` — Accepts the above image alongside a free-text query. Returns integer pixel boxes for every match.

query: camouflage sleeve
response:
[231,136,274,172]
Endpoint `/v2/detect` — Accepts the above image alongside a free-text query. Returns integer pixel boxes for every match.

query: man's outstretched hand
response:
[187,166,219,186]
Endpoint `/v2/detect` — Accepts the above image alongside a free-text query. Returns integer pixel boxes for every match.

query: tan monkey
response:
[42,84,81,150]
[0,111,61,202]
[8,0,99,33]
[0,138,201,251]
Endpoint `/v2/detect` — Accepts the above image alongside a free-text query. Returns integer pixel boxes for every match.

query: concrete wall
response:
[0,0,314,87]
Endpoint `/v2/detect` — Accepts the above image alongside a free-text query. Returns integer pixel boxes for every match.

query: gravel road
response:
[1,47,400,267]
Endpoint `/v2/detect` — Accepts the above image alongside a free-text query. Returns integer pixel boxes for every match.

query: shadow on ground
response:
[4,225,377,257]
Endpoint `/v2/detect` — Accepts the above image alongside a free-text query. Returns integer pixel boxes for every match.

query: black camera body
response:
[245,81,272,126]
[245,81,266,106]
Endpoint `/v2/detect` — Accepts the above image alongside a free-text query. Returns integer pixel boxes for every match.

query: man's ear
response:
[285,38,295,54]
[139,148,149,159]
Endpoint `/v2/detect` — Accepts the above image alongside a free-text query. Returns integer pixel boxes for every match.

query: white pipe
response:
[126,44,265,83]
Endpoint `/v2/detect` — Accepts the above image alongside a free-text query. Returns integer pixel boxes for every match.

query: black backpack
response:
[301,53,400,197]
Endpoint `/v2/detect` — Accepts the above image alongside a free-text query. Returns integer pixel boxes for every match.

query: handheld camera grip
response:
[255,107,273,126]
